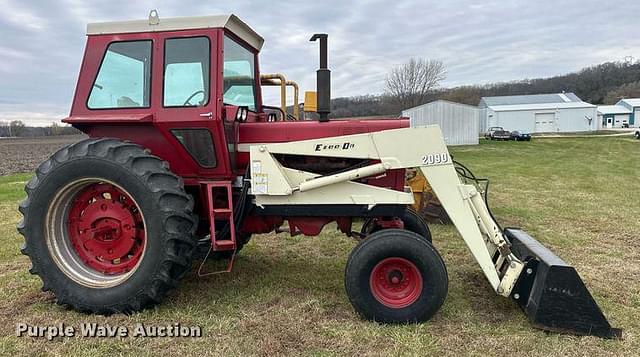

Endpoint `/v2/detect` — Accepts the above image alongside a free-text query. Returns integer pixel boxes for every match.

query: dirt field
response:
[0,135,86,176]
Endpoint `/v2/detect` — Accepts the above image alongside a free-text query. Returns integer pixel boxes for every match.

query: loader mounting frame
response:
[247,125,621,338]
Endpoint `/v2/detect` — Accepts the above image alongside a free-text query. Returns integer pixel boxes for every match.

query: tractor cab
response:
[64,12,408,180]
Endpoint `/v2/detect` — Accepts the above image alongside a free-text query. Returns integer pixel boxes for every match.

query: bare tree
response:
[10,120,26,137]
[603,81,640,104]
[0,121,8,137]
[385,58,446,110]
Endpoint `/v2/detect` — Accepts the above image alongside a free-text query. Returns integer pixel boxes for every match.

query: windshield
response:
[223,35,257,111]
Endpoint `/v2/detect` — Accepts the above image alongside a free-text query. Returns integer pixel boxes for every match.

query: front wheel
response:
[345,229,448,323]
[18,138,198,314]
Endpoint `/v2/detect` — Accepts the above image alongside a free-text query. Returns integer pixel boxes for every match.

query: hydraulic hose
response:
[452,159,503,232]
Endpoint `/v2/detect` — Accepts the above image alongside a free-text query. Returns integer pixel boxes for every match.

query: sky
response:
[1,0,639,126]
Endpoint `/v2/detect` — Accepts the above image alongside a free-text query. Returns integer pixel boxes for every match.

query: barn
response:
[597,105,632,128]
[479,93,597,133]
[616,98,640,127]
[402,100,479,145]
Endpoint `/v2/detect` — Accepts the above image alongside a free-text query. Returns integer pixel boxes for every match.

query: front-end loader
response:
[17,11,620,338]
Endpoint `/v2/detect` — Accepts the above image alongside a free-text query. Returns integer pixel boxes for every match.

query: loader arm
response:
[249,126,524,296]
[249,125,621,339]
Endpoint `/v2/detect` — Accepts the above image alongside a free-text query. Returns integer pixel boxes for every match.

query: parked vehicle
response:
[484,126,511,140]
[484,126,502,139]
[510,131,531,141]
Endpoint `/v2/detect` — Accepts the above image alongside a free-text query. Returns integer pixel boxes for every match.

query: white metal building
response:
[597,105,632,128]
[479,93,597,133]
[616,98,640,127]
[403,100,479,145]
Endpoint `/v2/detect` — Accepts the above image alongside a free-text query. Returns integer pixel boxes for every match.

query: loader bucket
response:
[504,228,622,339]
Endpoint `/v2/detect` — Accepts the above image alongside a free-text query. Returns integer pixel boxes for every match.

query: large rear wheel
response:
[345,229,448,323]
[18,138,198,314]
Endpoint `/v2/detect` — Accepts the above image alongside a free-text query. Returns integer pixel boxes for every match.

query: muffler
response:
[504,228,622,339]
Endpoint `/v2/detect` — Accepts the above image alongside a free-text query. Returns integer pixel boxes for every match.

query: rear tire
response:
[18,138,198,314]
[345,229,448,323]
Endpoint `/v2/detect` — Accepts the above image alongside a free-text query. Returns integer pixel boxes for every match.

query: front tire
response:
[18,138,198,314]
[345,229,448,323]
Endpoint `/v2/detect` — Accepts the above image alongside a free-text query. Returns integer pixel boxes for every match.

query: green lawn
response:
[0,137,638,356]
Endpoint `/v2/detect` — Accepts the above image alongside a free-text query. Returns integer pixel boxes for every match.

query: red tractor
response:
[18,12,619,338]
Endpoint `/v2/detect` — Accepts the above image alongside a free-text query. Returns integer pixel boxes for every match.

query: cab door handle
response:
[199,112,213,118]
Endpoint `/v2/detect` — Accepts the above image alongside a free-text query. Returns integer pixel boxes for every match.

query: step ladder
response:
[198,181,236,275]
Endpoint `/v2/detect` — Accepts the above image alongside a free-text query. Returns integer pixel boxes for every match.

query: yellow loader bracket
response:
[406,169,450,224]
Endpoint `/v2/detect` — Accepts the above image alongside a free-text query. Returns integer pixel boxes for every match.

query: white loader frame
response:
[249,126,524,297]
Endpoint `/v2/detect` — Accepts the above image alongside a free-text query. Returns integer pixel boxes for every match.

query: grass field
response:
[0,137,638,356]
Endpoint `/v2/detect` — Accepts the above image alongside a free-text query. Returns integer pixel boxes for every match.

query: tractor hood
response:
[238,117,410,145]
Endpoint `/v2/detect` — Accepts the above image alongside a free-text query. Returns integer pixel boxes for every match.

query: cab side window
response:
[223,35,257,111]
[163,37,210,107]
[88,41,152,109]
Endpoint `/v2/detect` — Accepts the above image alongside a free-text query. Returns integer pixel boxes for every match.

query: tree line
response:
[327,60,640,118]
[4,59,640,128]
[0,121,82,137]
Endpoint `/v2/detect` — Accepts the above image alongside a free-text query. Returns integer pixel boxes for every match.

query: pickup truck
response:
[484,126,511,140]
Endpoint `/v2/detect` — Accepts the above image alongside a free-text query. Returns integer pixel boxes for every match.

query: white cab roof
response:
[87,14,264,50]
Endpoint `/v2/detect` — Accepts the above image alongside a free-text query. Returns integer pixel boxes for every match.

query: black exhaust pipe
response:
[310,34,330,122]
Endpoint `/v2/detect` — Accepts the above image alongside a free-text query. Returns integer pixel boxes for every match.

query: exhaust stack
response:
[310,34,330,122]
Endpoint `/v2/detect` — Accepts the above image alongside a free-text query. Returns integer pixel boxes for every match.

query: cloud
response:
[0,0,639,125]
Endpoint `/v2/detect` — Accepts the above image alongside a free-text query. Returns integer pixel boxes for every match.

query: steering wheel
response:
[183,90,206,106]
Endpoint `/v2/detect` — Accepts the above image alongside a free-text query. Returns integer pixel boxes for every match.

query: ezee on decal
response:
[314,142,355,151]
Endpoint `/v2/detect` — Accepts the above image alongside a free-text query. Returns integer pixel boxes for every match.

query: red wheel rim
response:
[369,257,423,308]
[66,183,145,276]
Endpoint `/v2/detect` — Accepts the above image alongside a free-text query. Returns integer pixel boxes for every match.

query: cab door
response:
[154,30,232,178]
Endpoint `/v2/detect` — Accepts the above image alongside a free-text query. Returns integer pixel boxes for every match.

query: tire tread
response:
[18,137,198,314]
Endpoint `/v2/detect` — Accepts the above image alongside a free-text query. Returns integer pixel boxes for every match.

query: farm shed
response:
[597,105,632,128]
[402,100,479,145]
[616,98,640,127]
[479,93,597,133]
